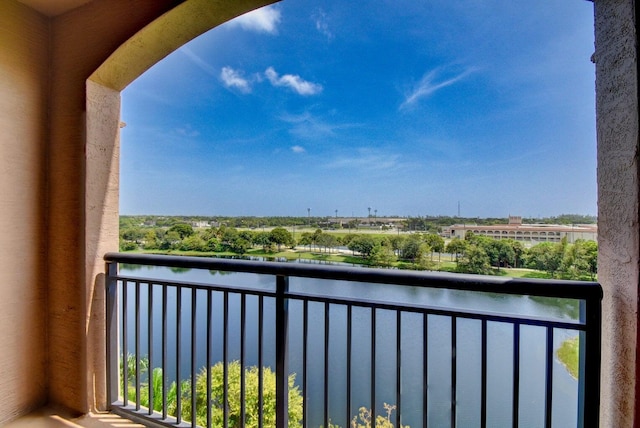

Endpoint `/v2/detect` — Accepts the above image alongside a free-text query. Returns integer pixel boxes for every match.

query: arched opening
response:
[81,0,636,424]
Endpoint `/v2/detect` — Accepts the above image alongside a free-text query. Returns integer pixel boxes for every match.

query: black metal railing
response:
[105,252,602,428]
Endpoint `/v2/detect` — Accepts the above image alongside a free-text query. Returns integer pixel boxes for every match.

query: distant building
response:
[191,221,211,228]
[444,216,597,244]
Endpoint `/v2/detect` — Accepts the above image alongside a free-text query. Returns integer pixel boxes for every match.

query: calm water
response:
[119,264,582,428]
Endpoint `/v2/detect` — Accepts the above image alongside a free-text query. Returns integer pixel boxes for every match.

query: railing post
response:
[582,294,602,428]
[276,275,289,428]
[105,261,119,407]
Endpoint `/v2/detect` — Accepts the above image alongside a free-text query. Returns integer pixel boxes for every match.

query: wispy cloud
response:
[174,125,200,138]
[312,9,333,40]
[265,67,323,96]
[279,111,357,140]
[220,67,252,93]
[179,47,216,76]
[324,149,402,173]
[400,67,477,110]
[228,6,281,34]
[291,145,306,153]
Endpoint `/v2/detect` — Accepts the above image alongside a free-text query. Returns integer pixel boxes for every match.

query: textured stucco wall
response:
[47,0,186,413]
[594,0,639,426]
[0,1,48,423]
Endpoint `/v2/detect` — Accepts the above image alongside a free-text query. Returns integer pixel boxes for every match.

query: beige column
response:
[595,0,640,426]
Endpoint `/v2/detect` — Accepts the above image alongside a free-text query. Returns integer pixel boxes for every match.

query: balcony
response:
[104,252,601,428]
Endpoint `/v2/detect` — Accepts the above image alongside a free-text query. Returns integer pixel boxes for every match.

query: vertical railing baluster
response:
[545,328,554,428]
[451,316,457,428]
[423,313,429,428]
[162,285,168,419]
[148,283,154,415]
[240,294,246,427]
[396,310,402,428]
[207,289,212,428]
[122,281,128,407]
[324,302,330,428]
[135,281,141,410]
[258,295,264,428]
[191,288,197,428]
[223,292,229,428]
[347,304,352,428]
[303,299,308,427]
[582,295,602,428]
[481,319,487,428]
[276,275,290,428]
[513,322,520,428]
[371,308,376,428]
[105,261,119,407]
[176,287,182,424]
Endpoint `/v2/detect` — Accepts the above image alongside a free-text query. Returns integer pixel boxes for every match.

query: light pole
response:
[307,208,310,228]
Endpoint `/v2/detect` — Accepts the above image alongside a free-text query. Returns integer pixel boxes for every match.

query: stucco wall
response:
[47,0,185,413]
[594,0,639,426]
[0,1,49,423]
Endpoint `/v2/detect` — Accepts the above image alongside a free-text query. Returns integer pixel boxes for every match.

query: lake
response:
[119,263,582,428]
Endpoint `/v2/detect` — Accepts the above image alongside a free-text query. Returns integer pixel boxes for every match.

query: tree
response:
[388,235,406,256]
[400,236,422,261]
[142,229,160,250]
[423,234,445,261]
[525,242,563,277]
[297,232,314,250]
[369,242,397,267]
[316,232,338,253]
[179,234,206,251]
[185,361,304,428]
[347,235,376,258]
[169,223,195,239]
[446,237,468,263]
[253,231,273,252]
[457,245,491,274]
[269,227,294,251]
[160,230,181,250]
[484,239,515,270]
[132,360,304,428]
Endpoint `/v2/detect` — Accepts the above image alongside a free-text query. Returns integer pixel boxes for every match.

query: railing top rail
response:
[104,252,602,301]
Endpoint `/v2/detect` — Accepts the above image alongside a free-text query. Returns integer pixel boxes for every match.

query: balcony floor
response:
[5,408,141,428]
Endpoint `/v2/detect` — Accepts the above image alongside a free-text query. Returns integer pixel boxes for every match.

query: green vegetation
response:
[123,356,303,427]
[326,404,409,428]
[557,336,580,379]
[122,354,407,427]
[119,215,597,280]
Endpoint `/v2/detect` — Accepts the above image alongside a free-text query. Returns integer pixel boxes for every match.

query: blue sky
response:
[121,0,596,218]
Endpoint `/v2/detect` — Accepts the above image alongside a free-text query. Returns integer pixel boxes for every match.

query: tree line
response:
[120,221,597,279]
[446,232,597,280]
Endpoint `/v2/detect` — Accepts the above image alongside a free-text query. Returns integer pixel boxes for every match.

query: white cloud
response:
[265,67,323,96]
[180,47,216,76]
[325,149,402,172]
[313,9,333,40]
[291,145,306,153]
[400,67,477,109]
[220,67,252,93]
[175,125,200,138]
[228,6,281,34]
[279,111,358,140]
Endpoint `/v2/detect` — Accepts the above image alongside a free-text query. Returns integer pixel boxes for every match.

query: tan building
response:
[446,216,597,244]
[0,0,639,427]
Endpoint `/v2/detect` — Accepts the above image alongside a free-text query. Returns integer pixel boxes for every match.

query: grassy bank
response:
[556,336,580,379]
[127,248,555,278]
